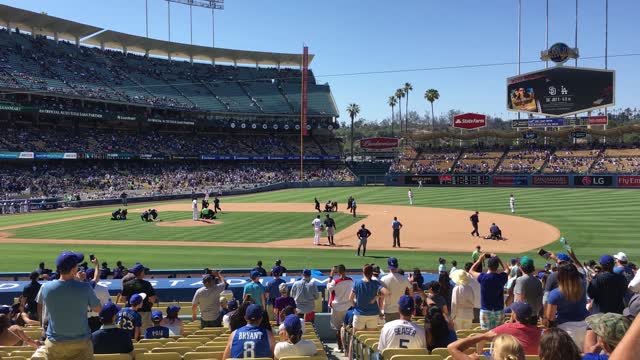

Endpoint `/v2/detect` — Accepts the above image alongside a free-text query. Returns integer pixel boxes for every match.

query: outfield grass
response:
[1,187,638,271]
[10,211,364,242]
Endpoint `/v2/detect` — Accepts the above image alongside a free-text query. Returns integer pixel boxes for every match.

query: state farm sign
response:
[360,137,399,150]
[453,113,487,129]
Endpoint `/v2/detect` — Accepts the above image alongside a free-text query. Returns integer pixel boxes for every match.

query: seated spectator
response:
[277,306,305,336]
[274,314,317,359]
[160,305,184,336]
[475,302,541,355]
[274,283,296,325]
[145,311,170,339]
[223,300,239,328]
[538,328,581,360]
[10,303,39,327]
[425,306,457,352]
[92,302,133,355]
[21,271,41,321]
[377,295,426,354]
[229,301,251,332]
[448,333,525,360]
[0,313,39,348]
[583,313,631,360]
[222,304,275,359]
[116,293,144,341]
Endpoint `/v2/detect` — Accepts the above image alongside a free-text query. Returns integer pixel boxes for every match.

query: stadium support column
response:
[603,0,608,144]
[300,45,309,181]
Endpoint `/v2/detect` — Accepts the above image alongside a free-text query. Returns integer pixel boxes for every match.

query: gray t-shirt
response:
[192,282,227,321]
[514,274,543,315]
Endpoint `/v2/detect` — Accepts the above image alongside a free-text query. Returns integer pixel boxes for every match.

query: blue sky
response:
[1,0,638,122]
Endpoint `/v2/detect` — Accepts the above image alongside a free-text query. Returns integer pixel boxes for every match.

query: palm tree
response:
[424,89,440,129]
[346,103,360,161]
[395,88,405,133]
[388,96,397,136]
[403,82,413,132]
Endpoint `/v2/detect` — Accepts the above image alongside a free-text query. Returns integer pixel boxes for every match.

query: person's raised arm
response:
[447,332,494,360]
[91,257,100,283]
[469,256,484,278]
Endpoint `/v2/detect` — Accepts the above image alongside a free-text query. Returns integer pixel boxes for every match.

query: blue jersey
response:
[145,325,170,339]
[117,308,142,339]
[230,325,271,359]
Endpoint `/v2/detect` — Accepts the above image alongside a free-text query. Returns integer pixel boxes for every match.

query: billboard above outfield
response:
[453,113,487,129]
[507,67,614,116]
[511,115,609,128]
[360,137,399,151]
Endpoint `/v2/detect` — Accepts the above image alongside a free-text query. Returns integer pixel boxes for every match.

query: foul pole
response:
[300,45,309,181]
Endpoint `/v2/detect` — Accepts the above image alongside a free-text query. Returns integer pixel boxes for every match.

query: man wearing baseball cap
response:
[144,311,170,339]
[469,253,508,330]
[223,304,275,360]
[117,293,145,341]
[37,251,101,360]
[192,271,228,328]
[474,302,541,355]
[243,270,266,309]
[121,263,156,331]
[381,257,413,322]
[377,295,426,353]
[583,313,631,359]
[290,269,319,323]
[274,314,318,358]
[588,255,628,314]
[91,302,133,355]
[514,256,543,315]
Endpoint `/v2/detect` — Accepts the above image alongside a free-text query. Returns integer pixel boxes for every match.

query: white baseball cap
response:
[614,252,628,262]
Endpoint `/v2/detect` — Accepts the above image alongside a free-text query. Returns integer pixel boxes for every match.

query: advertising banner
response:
[585,115,608,126]
[451,175,491,185]
[139,154,167,160]
[618,176,640,187]
[453,113,487,129]
[528,118,565,127]
[106,153,136,160]
[0,104,25,112]
[34,153,78,160]
[522,132,538,140]
[532,175,569,186]
[404,175,442,185]
[492,176,529,186]
[573,176,613,187]
[507,67,614,116]
[148,118,195,126]
[360,137,400,150]
[0,152,20,159]
[39,109,103,118]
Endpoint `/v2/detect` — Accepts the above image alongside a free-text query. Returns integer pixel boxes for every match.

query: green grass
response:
[1,187,639,271]
[10,211,364,243]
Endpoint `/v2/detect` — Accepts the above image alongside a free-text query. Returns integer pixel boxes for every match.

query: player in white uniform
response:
[192,199,198,221]
[509,194,515,213]
[377,295,426,353]
[408,189,414,205]
[311,215,322,246]
[418,180,423,188]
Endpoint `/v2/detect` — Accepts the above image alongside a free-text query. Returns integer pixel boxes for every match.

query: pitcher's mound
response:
[155,219,222,227]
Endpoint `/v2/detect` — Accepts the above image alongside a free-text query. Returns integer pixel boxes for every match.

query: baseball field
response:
[0,186,637,272]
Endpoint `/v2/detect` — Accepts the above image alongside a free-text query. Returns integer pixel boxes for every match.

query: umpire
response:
[392,217,403,248]
[470,211,480,237]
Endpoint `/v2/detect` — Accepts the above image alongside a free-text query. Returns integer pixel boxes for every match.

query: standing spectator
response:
[613,252,634,283]
[469,253,508,330]
[514,256,543,316]
[274,314,317,359]
[265,268,286,312]
[377,295,426,353]
[116,293,144,341]
[349,265,389,331]
[91,302,133,355]
[477,302,541,355]
[290,269,319,323]
[144,311,170,339]
[538,328,581,360]
[243,271,266,309]
[409,268,424,290]
[583,313,631,359]
[543,253,573,304]
[450,269,476,331]
[274,284,296,325]
[252,261,268,277]
[21,271,41,321]
[122,263,156,331]
[160,305,184,336]
[439,272,453,310]
[37,251,101,360]
[120,192,128,206]
[588,255,627,314]
[222,304,275,360]
[425,306,457,352]
[464,262,482,323]
[192,271,228,328]
[471,246,483,271]
[450,260,458,274]
[544,263,589,349]
[426,281,449,316]
[326,264,353,352]
[381,257,413,322]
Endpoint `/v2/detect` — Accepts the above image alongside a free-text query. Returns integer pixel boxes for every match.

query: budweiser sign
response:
[360,137,399,150]
[453,113,487,129]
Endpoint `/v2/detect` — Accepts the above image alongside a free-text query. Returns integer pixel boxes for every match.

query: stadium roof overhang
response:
[0,4,102,41]
[83,30,313,67]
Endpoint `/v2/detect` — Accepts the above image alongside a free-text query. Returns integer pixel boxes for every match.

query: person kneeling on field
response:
[111,209,122,220]
[141,210,150,222]
[150,208,158,220]
[201,208,216,220]
[485,223,503,240]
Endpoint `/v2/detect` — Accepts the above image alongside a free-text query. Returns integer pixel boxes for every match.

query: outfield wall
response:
[386,174,640,188]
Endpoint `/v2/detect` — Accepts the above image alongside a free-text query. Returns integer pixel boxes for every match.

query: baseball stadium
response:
[0,1,640,360]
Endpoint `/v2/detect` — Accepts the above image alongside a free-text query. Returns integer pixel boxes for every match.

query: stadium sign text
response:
[360,137,399,150]
[511,115,609,128]
[540,42,579,64]
[453,113,487,129]
[39,109,103,118]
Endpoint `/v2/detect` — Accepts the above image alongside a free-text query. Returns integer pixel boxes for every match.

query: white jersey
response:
[312,218,322,229]
[510,196,515,206]
[327,277,354,312]
[408,191,413,199]
[380,273,412,314]
[377,319,426,351]
[192,199,198,209]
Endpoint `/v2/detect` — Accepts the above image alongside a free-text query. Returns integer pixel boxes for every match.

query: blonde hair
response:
[492,334,525,360]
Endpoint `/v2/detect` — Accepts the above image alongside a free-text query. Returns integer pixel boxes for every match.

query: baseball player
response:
[324,214,336,246]
[418,180,423,188]
[351,199,357,218]
[356,224,372,256]
[312,215,323,246]
[192,199,198,221]
[314,197,321,213]
[470,211,480,237]
[408,189,414,205]
[214,196,222,213]
[391,217,403,248]
[509,194,515,213]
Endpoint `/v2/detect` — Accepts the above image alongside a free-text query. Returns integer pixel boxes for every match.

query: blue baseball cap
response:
[227,300,238,311]
[272,266,283,276]
[129,293,147,306]
[129,263,145,275]
[556,253,571,262]
[167,305,181,315]
[398,295,414,312]
[56,251,84,272]
[0,305,11,315]
[152,310,163,321]
[85,268,95,280]
[250,270,260,279]
[283,314,302,334]
[302,269,312,277]
[245,304,263,321]
[600,255,615,267]
[510,302,533,320]
[99,302,120,321]
[388,257,399,270]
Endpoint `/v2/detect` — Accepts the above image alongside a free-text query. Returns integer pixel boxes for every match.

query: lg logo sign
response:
[575,176,612,187]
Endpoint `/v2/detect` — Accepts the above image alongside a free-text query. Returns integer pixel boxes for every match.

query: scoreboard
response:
[451,175,491,185]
